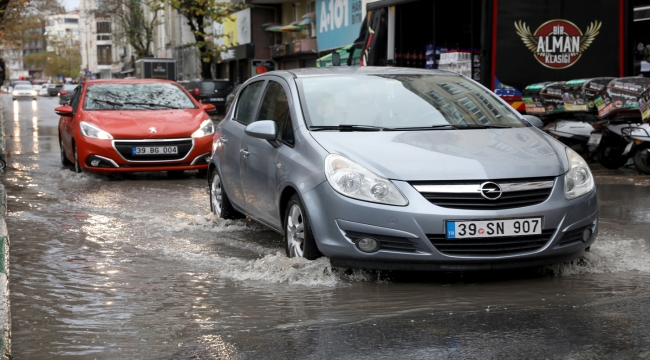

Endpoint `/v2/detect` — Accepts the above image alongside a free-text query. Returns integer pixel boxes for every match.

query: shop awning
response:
[316,44,360,67]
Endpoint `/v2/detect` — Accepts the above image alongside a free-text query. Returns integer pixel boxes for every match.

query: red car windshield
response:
[83,83,197,110]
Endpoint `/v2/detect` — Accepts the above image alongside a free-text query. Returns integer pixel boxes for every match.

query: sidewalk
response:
[0,99,11,359]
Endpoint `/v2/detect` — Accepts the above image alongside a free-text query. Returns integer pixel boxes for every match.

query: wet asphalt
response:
[1,94,650,359]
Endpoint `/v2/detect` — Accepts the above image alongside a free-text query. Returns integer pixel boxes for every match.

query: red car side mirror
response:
[193,88,199,96]
[201,103,216,112]
[55,105,74,116]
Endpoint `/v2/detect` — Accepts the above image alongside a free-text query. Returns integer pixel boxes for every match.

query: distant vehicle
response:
[134,58,176,80]
[225,84,242,114]
[177,80,190,89]
[186,79,233,114]
[47,84,63,96]
[12,84,37,101]
[209,67,598,270]
[54,78,216,174]
[58,84,77,104]
[12,80,32,88]
[38,84,48,96]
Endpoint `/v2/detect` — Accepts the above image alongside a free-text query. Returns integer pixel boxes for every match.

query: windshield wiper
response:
[454,124,512,129]
[123,101,181,109]
[92,99,123,107]
[385,124,457,131]
[309,125,386,132]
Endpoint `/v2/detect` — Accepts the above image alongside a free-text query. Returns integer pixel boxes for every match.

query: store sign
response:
[316,0,363,51]
[515,19,601,69]
[213,8,251,59]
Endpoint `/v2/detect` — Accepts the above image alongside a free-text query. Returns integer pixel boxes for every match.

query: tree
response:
[167,0,243,79]
[24,34,81,79]
[98,0,164,60]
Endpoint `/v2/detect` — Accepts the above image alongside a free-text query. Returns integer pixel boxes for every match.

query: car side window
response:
[234,81,265,125]
[257,81,294,146]
[70,86,82,112]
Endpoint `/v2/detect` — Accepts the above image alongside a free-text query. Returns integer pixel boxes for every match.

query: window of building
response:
[96,20,111,34]
[64,18,79,24]
[97,45,112,65]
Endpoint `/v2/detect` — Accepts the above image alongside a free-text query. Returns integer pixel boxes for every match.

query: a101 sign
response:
[317,0,363,51]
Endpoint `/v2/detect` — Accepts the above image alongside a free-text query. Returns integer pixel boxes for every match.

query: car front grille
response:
[344,231,418,253]
[427,229,555,256]
[113,139,193,161]
[411,177,556,210]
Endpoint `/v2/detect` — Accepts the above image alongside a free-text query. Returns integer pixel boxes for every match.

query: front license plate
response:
[587,133,603,146]
[132,146,178,155]
[209,98,224,102]
[446,218,542,239]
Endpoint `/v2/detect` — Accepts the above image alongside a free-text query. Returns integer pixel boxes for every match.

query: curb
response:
[0,184,9,359]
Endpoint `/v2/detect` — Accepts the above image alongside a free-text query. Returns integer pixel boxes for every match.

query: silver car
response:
[208,67,598,270]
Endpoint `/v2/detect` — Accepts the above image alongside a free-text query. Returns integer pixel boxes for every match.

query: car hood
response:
[81,109,206,139]
[310,127,569,181]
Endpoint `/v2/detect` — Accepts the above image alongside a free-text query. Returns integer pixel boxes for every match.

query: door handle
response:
[240,148,250,158]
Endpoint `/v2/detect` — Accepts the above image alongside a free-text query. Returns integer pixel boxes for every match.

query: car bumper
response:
[13,94,36,99]
[302,176,598,270]
[75,136,212,173]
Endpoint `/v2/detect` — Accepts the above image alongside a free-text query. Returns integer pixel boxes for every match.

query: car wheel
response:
[72,143,82,173]
[597,145,629,169]
[60,137,71,166]
[633,146,650,174]
[284,194,321,260]
[209,169,243,219]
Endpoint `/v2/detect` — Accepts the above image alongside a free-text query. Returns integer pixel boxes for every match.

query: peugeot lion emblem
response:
[479,182,503,200]
[149,127,157,133]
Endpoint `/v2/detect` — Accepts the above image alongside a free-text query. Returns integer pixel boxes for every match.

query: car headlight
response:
[12,91,18,96]
[30,91,37,96]
[80,121,113,140]
[564,147,594,200]
[325,154,408,206]
[192,119,215,138]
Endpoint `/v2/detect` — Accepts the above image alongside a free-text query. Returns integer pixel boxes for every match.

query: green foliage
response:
[24,46,81,79]
[167,0,245,78]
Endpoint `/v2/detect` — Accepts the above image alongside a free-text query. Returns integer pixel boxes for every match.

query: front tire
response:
[633,146,650,174]
[72,143,82,173]
[597,145,629,169]
[284,194,321,260]
[60,137,72,166]
[209,169,243,219]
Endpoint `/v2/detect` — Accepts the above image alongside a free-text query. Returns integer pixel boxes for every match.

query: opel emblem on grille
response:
[479,182,502,200]
[149,127,157,133]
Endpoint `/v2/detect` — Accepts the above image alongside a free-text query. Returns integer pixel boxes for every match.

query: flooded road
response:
[2,94,650,359]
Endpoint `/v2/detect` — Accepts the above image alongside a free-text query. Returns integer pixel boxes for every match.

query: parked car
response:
[58,84,77,104]
[47,83,63,96]
[208,67,598,270]
[12,84,37,101]
[38,84,49,96]
[186,79,233,114]
[54,79,216,174]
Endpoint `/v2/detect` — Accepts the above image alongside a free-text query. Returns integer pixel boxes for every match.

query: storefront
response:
[361,0,638,111]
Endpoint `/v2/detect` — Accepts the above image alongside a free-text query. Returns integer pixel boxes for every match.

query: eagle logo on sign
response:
[515,19,601,69]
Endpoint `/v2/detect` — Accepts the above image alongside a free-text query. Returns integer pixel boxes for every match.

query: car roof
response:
[266,66,454,78]
[82,78,180,85]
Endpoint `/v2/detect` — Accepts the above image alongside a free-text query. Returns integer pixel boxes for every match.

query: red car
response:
[55,79,216,174]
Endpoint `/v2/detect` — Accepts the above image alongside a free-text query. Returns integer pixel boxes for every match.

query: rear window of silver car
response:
[297,74,525,128]
[83,83,197,110]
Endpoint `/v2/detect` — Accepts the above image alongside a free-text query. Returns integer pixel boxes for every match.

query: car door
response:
[218,80,266,211]
[240,78,295,227]
[61,86,82,158]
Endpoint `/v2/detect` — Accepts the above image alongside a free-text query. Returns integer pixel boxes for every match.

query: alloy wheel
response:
[211,173,222,216]
[286,204,305,258]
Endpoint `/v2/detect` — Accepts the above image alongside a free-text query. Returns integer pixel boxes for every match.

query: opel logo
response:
[479,182,502,200]
[149,127,157,133]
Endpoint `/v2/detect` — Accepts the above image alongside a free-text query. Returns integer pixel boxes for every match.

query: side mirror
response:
[193,88,199,97]
[332,51,341,67]
[522,115,544,129]
[55,105,74,116]
[201,103,216,113]
[245,120,280,147]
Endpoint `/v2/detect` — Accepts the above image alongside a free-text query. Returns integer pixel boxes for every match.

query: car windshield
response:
[83,83,197,110]
[297,74,524,129]
[62,84,77,91]
[200,81,231,92]
[14,85,32,90]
